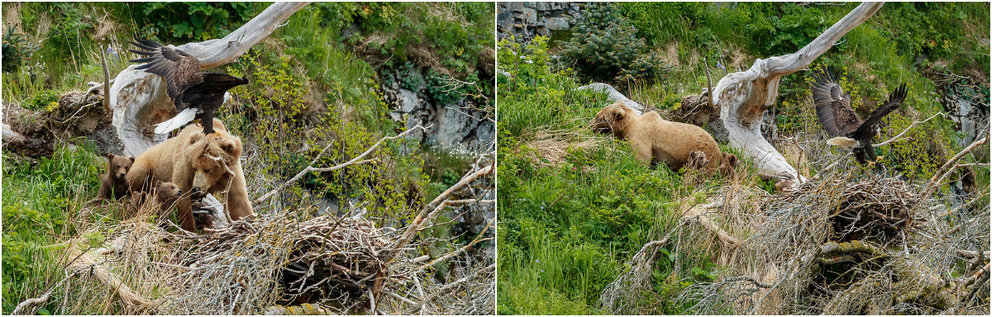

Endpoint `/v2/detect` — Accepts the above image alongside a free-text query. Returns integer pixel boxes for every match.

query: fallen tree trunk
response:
[711,2,883,186]
[110,2,309,156]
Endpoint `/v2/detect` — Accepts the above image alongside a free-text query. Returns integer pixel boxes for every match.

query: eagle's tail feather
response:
[154,108,197,135]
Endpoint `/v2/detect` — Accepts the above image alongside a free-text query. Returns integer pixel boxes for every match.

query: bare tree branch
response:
[254,124,426,204]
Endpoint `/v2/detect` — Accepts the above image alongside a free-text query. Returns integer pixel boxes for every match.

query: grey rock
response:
[397,88,419,113]
[521,8,537,25]
[546,17,570,30]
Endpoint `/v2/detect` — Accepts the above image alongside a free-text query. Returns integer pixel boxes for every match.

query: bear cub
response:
[93,153,135,202]
[127,180,183,221]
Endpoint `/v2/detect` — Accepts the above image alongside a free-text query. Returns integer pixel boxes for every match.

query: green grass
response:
[498,3,988,314]
[2,145,107,313]
[2,2,494,313]
[497,38,734,314]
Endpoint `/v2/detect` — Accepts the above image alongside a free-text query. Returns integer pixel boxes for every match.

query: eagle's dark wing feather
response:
[129,38,203,109]
[811,70,862,136]
[851,83,907,141]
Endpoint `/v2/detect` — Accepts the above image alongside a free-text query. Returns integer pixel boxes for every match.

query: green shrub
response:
[560,3,670,85]
[132,2,259,41]
[225,52,427,223]
[2,25,39,73]
[20,89,59,112]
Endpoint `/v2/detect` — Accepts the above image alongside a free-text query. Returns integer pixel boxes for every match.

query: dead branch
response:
[419,220,493,271]
[387,161,495,263]
[873,112,946,147]
[254,124,426,204]
[921,136,988,201]
[683,200,742,249]
[711,3,883,185]
[66,244,156,312]
[110,2,309,156]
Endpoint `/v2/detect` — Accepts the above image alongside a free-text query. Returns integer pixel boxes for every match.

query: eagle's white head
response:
[826,136,858,149]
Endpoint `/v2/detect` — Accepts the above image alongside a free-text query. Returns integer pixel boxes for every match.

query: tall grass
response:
[497,38,735,314]
[2,145,107,313]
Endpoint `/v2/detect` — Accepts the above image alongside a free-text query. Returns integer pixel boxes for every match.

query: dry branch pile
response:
[652,170,989,315]
[829,178,916,243]
[17,157,495,315]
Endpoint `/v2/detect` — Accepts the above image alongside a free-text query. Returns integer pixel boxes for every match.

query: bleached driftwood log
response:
[710,2,883,186]
[110,2,309,156]
[577,83,645,113]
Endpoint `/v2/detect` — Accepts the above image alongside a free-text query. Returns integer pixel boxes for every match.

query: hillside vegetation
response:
[497,2,988,314]
[2,2,494,314]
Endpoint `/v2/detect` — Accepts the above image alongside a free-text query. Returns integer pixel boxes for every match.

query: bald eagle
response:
[810,70,907,164]
[129,38,247,135]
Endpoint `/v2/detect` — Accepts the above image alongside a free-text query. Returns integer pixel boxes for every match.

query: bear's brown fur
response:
[592,101,737,175]
[126,119,254,231]
[127,180,183,221]
[93,153,135,202]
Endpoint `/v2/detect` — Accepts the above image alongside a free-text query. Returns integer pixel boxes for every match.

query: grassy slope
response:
[1,2,493,313]
[497,3,989,314]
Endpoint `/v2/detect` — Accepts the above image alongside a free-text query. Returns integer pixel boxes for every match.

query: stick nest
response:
[828,178,917,243]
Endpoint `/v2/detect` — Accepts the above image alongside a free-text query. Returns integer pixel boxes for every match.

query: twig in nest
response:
[405,263,496,314]
[254,124,427,204]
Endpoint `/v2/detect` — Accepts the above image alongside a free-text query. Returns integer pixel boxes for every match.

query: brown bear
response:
[592,101,737,175]
[92,153,135,203]
[126,119,254,231]
[126,180,183,221]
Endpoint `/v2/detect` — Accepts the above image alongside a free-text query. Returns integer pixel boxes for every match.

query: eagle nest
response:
[55,211,493,315]
[604,169,989,315]
[828,177,917,243]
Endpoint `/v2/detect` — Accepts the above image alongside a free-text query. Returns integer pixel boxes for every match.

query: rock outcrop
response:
[497,2,583,42]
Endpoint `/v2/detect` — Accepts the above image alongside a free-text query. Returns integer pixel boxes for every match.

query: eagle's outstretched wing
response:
[811,70,862,136]
[851,83,907,141]
[129,38,203,110]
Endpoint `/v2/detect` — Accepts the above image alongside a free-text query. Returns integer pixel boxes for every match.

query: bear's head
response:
[719,152,738,176]
[186,131,243,193]
[107,153,135,181]
[592,101,634,139]
[154,180,183,206]
[687,151,710,171]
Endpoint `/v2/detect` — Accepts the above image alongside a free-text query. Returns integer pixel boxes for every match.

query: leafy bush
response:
[132,2,258,41]
[225,52,427,223]
[559,3,669,85]
[20,89,59,112]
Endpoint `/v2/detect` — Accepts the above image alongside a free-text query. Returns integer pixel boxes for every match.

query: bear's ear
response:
[129,156,136,163]
[220,139,240,156]
[155,180,162,187]
[189,132,203,145]
[107,153,116,160]
[613,107,625,122]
